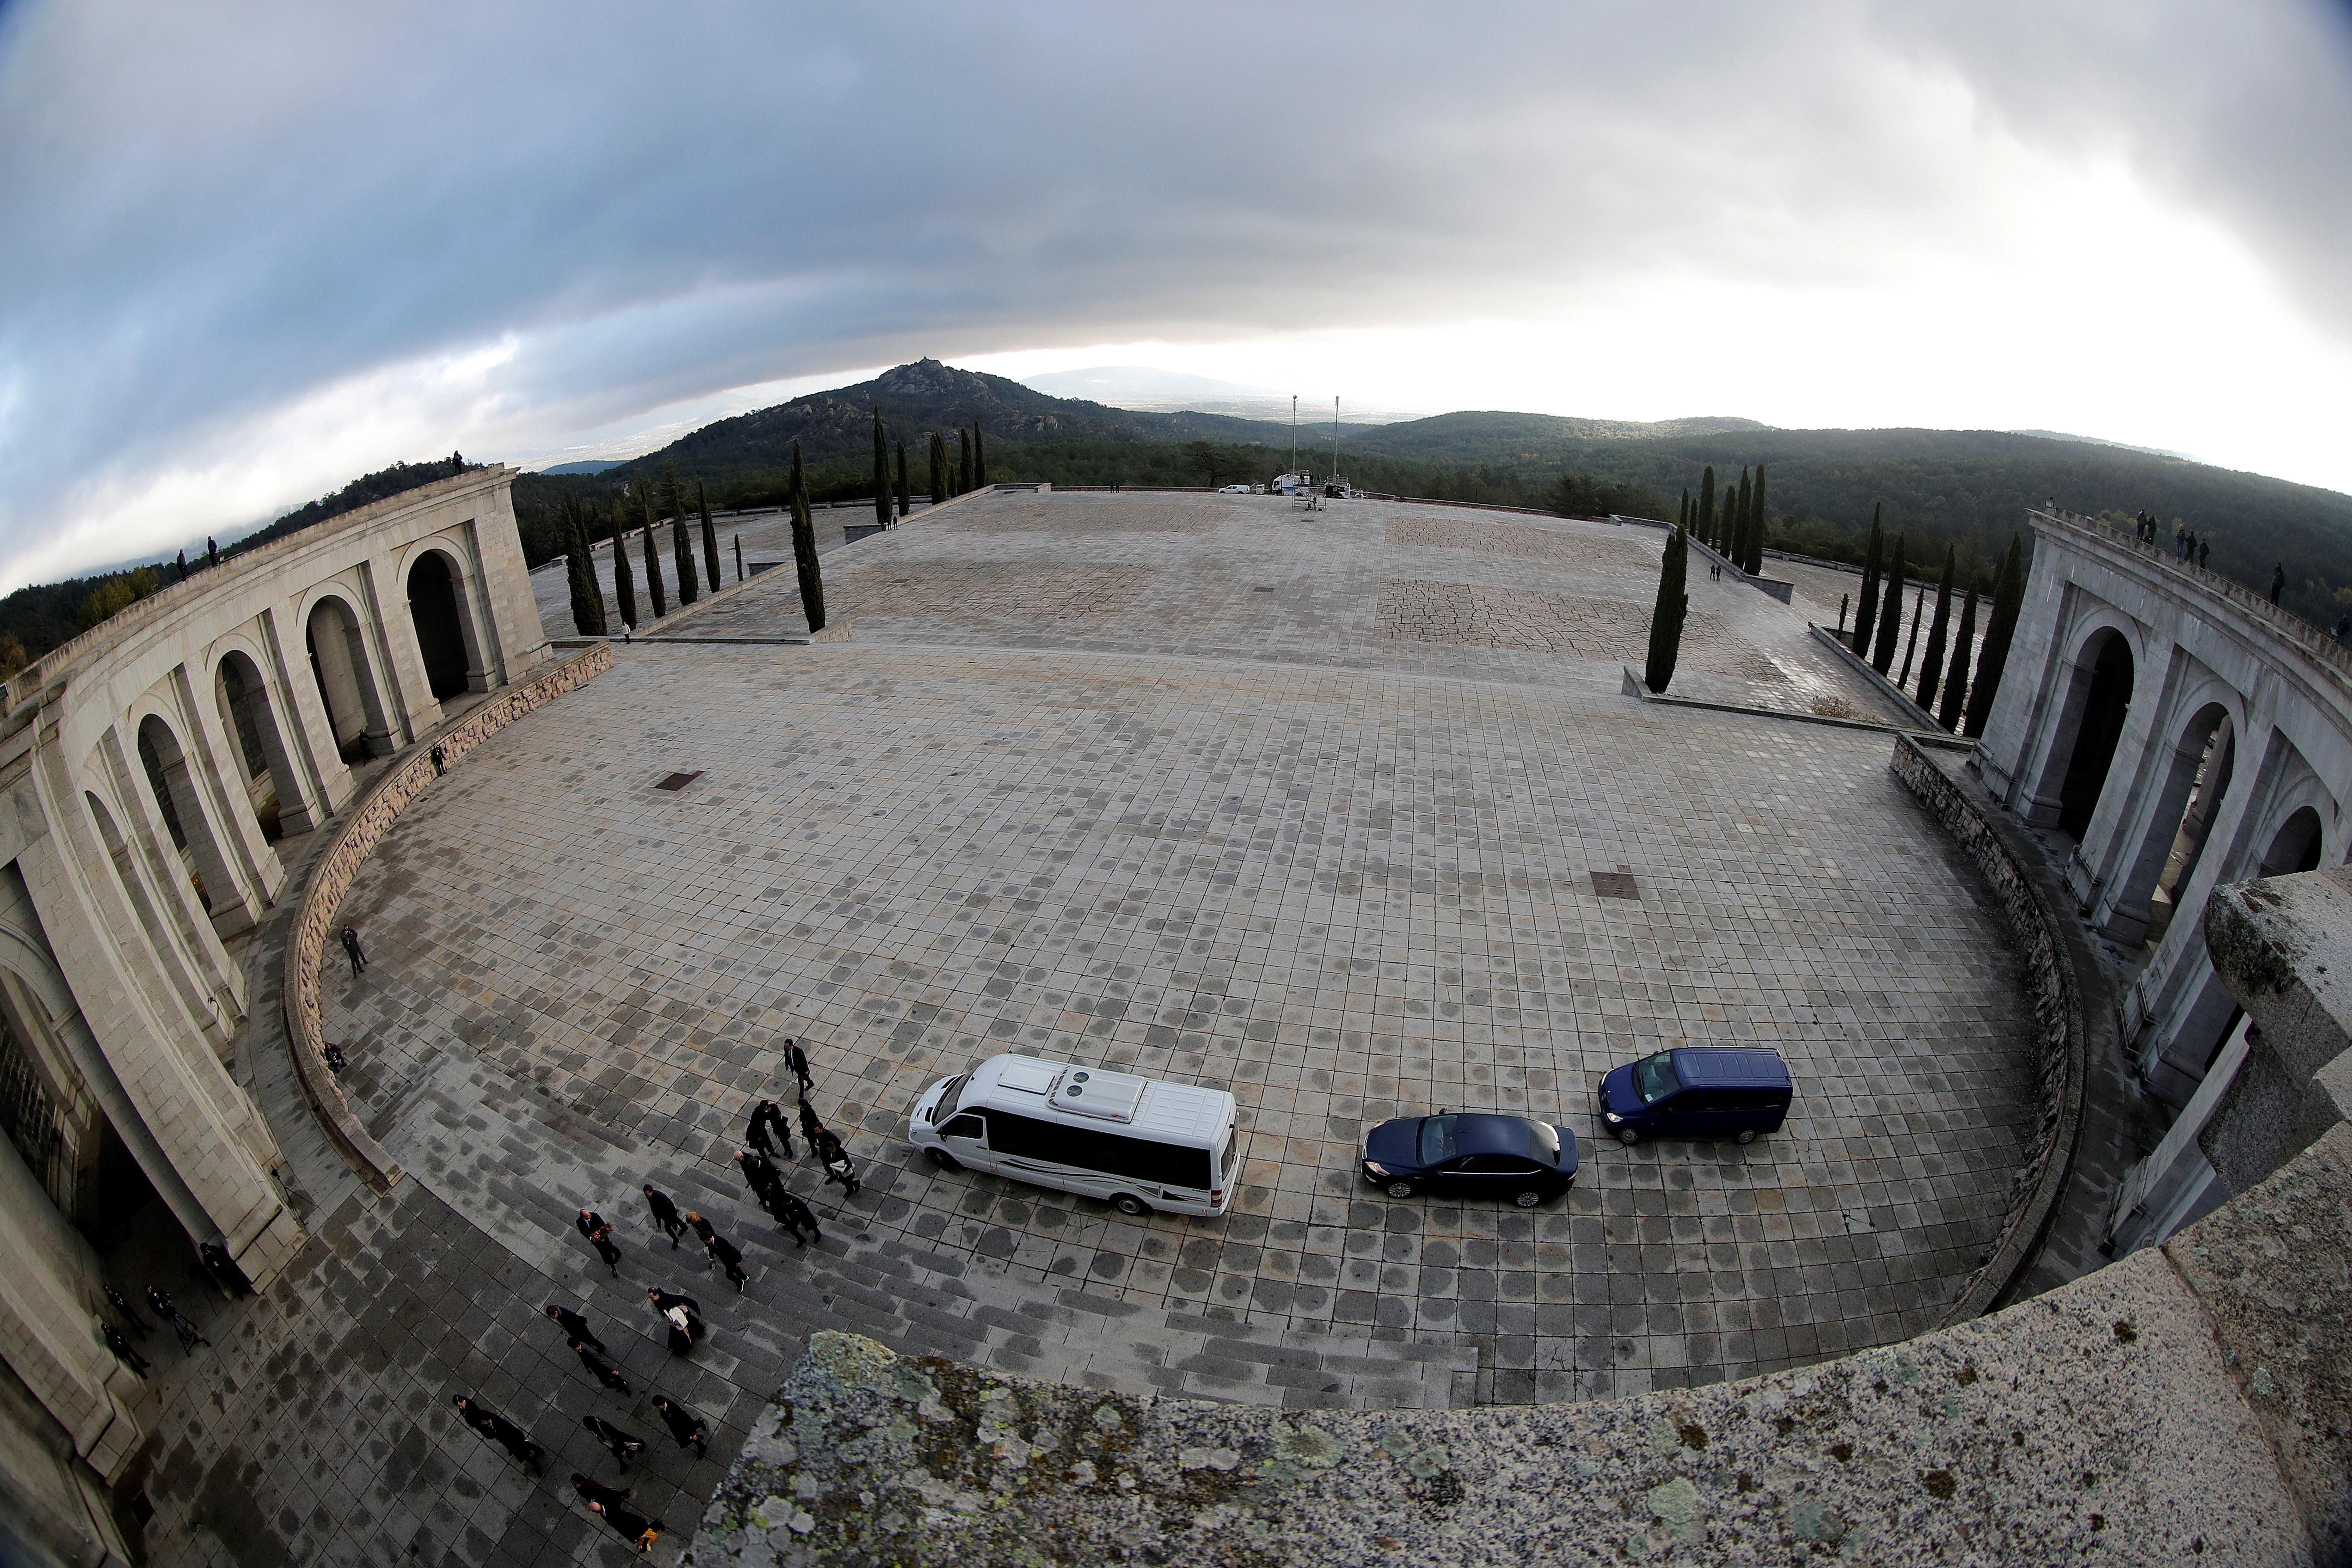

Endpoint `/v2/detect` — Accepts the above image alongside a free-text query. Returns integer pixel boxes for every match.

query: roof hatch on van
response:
[1049,1068,1146,1123]
[996,1059,1059,1095]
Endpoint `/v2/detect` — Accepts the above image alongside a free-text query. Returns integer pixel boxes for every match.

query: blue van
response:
[1598,1048,1792,1145]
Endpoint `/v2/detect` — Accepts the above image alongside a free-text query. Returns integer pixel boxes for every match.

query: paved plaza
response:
[144,492,2038,1565]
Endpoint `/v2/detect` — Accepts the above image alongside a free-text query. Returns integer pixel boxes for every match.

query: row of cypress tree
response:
[1676,463,1768,576]
[1847,508,2026,736]
[926,425,988,502]
[558,450,833,635]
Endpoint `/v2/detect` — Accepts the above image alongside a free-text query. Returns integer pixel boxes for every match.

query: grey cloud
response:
[0,0,2341,583]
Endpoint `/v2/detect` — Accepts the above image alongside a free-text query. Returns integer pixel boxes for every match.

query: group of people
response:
[454,1038,854,1556]
[2132,509,2213,571]
[95,1240,257,1381]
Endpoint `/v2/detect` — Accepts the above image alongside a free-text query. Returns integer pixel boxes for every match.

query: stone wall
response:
[278,643,612,1190]
[1888,735,2087,1321]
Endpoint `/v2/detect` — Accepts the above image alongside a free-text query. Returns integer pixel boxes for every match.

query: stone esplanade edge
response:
[278,642,613,1190]
[1889,736,2089,1323]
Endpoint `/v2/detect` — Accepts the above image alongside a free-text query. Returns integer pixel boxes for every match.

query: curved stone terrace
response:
[139,491,2042,1566]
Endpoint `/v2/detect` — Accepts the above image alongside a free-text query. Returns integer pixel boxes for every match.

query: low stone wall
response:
[279,644,613,1189]
[1889,734,2088,1321]
[1810,624,1945,730]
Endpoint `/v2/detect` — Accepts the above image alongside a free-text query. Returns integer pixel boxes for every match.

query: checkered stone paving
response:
[156,492,2037,1566]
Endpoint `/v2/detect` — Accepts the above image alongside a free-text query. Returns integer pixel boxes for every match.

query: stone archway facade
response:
[0,467,548,1537]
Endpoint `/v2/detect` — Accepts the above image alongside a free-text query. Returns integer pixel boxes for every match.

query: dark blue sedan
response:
[1359,1112,1579,1207]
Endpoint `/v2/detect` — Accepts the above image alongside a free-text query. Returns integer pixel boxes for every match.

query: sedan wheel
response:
[1736,1128,1758,1145]
[1513,1189,1543,1208]
[1617,1127,1639,1145]
[1112,1194,1153,1217]
[1385,1180,1415,1200]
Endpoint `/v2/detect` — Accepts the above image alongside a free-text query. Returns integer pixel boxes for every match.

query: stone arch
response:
[2026,623,2135,839]
[404,545,487,702]
[210,647,303,842]
[2256,803,2326,879]
[2100,698,2238,946]
[132,712,253,938]
[305,592,393,761]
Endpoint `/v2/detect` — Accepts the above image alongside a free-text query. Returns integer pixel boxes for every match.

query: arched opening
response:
[306,596,392,761]
[2051,629,2135,839]
[2257,805,2325,879]
[406,551,479,702]
[213,651,294,842]
[135,714,248,936]
[2102,703,2235,946]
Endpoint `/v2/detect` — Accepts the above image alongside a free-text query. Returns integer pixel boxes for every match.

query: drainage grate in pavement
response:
[1591,866,1639,899]
[655,771,703,791]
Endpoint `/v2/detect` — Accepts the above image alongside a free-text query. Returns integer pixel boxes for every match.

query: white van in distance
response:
[907,1054,1238,1217]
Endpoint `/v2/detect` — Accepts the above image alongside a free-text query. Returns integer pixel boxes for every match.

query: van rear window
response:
[986,1109,1213,1189]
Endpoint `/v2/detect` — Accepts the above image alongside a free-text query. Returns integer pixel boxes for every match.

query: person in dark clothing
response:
[648,1287,704,1326]
[735,1148,776,1213]
[682,1210,717,1258]
[784,1039,814,1096]
[772,1187,823,1247]
[796,1097,824,1145]
[582,1415,647,1467]
[103,1284,152,1336]
[707,1230,748,1291]
[198,1239,255,1298]
[652,1395,710,1458]
[642,1183,685,1247]
[817,1132,861,1197]
[545,1303,603,1353]
[2271,563,2286,604]
[146,1286,210,1351]
[2199,540,2210,568]
[453,1395,544,1473]
[660,1304,698,1354]
[760,1098,795,1158]
[571,1473,631,1509]
[102,1322,150,1377]
[585,1497,662,1554]
[578,1209,620,1275]
[340,925,367,976]
[575,1342,631,1395]
[322,1042,348,1076]
[744,1103,776,1159]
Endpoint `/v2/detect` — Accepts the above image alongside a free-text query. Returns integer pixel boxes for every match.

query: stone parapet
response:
[1890,735,2088,1320]
[279,642,612,1190]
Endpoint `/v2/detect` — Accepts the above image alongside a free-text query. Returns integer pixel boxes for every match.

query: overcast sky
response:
[2,0,2347,589]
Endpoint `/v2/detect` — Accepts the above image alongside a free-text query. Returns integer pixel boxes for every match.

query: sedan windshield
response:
[1632,1052,1681,1105]
[1417,1115,1458,1165]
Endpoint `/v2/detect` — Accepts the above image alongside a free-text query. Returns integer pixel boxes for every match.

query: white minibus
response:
[907,1054,1238,1217]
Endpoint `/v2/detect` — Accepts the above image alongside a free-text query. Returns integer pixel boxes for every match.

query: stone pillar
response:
[364,554,442,741]
[168,663,284,907]
[2096,729,2208,944]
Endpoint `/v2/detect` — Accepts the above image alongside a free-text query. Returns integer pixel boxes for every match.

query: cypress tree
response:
[1898,582,1926,686]
[1872,533,1907,674]
[1964,534,2027,738]
[641,486,667,617]
[895,441,910,519]
[928,431,948,505]
[1645,524,1690,694]
[957,428,973,495]
[1696,466,1717,552]
[611,499,637,626]
[734,533,744,583]
[788,441,827,633]
[1916,545,1956,713]
[974,424,988,486]
[1678,489,1690,534]
[1939,585,1979,731]
[873,408,893,528]
[1746,465,1768,574]
[1852,506,1885,655]
[1732,469,1752,571]
[699,483,721,593]
[561,501,599,636]
[671,499,699,606]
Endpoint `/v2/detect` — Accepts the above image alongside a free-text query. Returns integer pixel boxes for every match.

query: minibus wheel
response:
[1735,1129,1757,1145]
[1112,1194,1153,1217]
[926,1148,962,1170]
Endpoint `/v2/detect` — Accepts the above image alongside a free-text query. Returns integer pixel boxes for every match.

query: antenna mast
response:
[1290,395,1298,478]
[1332,397,1341,492]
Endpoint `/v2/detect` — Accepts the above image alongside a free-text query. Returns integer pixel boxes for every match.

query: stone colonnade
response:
[1973,506,2352,1249]
[0,468,547,1563]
